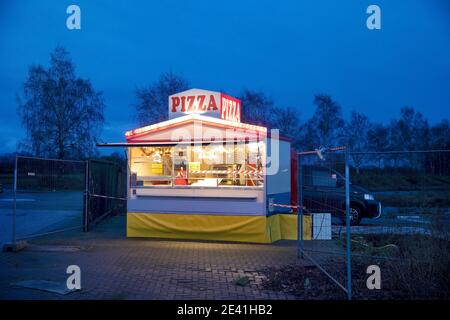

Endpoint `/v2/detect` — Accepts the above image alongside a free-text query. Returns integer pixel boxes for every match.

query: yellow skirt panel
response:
[127,213,270,243]
[127,213,312,243]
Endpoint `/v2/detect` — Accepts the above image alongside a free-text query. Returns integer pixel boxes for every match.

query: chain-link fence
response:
[1,156,127,247]
[298,148,352,299]
[0,156,86,245]
[346,150,450,299]
[297,149,450,300]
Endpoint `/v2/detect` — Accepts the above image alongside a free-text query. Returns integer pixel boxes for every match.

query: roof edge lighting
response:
[125,114,267,139]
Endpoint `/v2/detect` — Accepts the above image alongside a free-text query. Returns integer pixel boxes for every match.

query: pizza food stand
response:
[100,89,310,243]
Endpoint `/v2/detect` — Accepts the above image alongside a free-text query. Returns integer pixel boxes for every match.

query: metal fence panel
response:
[84,159,126,231]
[0,156,86,245]
[1,156,127,246]
[347,151,450,299]
[298,149,351,298]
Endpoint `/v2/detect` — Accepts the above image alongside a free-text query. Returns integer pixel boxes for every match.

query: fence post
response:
[298,152,304,259]
[12,155,18,244]
[345,149,352,300]
[83,160,89,232]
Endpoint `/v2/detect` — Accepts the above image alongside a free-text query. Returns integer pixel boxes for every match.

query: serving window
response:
[129,142,264,188]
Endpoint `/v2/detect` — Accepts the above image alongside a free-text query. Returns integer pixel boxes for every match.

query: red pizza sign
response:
[169,89,241,123]
[220,93,241,123]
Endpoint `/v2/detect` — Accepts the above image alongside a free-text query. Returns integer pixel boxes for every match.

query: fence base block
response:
[2,240,28,253]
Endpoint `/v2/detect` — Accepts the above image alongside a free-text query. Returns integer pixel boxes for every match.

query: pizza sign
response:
[169,89,241,123]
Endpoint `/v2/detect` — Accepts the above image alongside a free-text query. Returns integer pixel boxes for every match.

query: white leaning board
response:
[312,213,332,240]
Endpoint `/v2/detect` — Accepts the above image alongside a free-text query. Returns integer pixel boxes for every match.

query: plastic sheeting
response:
[127,212,311,243]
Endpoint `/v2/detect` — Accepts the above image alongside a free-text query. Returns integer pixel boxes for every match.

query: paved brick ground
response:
[0,215,309,300]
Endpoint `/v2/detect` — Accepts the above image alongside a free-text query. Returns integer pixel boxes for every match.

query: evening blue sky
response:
[0,0,449,153]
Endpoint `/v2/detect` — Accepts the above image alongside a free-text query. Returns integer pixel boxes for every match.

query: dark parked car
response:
[301,165,381,225]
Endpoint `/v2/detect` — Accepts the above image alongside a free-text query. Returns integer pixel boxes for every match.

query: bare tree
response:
[429,120,450,175]
[389,107,429,151]
[345,111,371,173]
[300,94,345,150]
[367,123,389,168]
[430,120,450,148]
[239,89,277,128]
[134,71,189,126]
[17,47,105,159]
[388,107,429,167]
[272,106,301,147]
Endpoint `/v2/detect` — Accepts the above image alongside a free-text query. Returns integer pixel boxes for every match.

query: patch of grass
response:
[264,226,450,299]
[234,276,250,287]
[16,174,85,191]
[376,190,450,208]
[351,169,450,192]
[349,231,450,299]
[0,173,13,186]
[262,264,347,299]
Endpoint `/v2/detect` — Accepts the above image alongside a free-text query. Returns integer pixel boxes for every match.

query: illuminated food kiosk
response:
[104,89,303,243]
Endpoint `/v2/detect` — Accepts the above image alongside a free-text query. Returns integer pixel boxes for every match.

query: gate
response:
[84,159,127,231]
[2,156,126,248]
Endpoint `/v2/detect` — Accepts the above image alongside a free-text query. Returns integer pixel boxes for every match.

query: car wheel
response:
[340,206,362,226]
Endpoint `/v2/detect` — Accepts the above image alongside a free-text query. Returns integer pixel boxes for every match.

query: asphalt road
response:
[0,188,83,245]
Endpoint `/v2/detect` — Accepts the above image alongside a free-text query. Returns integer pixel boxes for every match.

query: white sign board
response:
[169,88,241,122]
[312,213,332,240]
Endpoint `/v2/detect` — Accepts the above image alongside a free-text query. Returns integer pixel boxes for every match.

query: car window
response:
[312,170,337,187]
